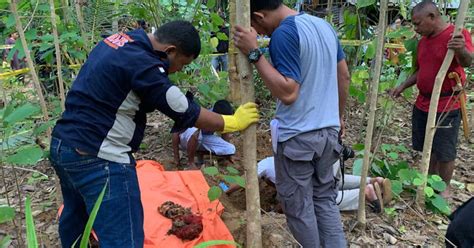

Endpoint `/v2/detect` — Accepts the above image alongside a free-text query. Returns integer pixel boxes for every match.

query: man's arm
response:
[254,57,300,105]
[448,34,473,67]
[337,59,350,136]
[233,25,300,105]
[389,71,418,98]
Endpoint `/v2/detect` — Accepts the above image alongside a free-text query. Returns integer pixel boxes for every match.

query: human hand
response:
[339,118,345,138]
[233,25,259,55]
[388,86,404,98]
[221,102,259,133]
[448,34,466,53]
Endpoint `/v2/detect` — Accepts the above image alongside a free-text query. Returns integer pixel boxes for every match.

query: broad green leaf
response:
[80,181,108,248]
[404,38,418,53]
[194,240,241,248]
[430,180,446,192]
[364,41,375,60]
[210,13,224,26]
[398,169,415,184]
[0,235,12,248]
[210,37,219,48]
[5,14,15,28]
[352,159,363,176]
[431,175,443,182]
[206,0,215,9]
[3,103,40,126]
[6,146,43,166]
[424,187,434,198]
[413,178,423,186]
[203,166,219,176]
[0,206,15,224]
[430,194,451,215]
[226,167,239,175]
[25,196,38,248]
[24,29,37,41]
[223,175,245,188]
[387,152,399,160]
[207,186,222,202]
[391,180,403,196]
[352,144,364,151]
[357,0,375,9]
[216,32,228,41]
[33,120,56,136]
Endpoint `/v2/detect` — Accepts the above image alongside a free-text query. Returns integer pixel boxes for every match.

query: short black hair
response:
[412,0,439,16]
[154,20,201,59]
[213,100,234,115]
[251,0,282,13]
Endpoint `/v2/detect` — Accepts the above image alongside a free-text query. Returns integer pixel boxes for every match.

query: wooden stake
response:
[415,0,470,206]
[357,0,388,229]
[75,0,89,50]
[228,0,241,103]
[235,0,262,247]
[49,0,66,111]
[10,0,50,139]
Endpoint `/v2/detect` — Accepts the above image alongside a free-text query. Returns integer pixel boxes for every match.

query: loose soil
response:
[1,97,473,247]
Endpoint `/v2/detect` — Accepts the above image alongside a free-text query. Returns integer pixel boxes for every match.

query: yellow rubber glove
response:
[221,102,259,133]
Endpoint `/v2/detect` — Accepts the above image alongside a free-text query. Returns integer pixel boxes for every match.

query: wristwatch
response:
[248,48,263,64]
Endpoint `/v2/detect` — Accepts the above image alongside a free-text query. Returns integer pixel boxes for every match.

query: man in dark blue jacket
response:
[50,20,258,248]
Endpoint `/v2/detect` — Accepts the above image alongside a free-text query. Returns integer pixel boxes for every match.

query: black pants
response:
[446,197,474,248]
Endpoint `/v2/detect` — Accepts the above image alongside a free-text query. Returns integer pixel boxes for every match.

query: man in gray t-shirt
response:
[233,0,350,247]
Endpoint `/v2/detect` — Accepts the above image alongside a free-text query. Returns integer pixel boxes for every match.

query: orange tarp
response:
[136,160,235,248]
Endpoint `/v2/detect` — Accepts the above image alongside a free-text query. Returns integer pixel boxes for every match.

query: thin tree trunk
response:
[75,0,88,50]
[10,0,50,139]
[49,0,66,111]
[228,0,241,103]
[235,0,262,247]
[415,0,470,206]
[357,0,387,229]
[61,0,69,24]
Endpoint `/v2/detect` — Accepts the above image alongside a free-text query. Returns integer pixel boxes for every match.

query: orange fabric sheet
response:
[136,160,235,248]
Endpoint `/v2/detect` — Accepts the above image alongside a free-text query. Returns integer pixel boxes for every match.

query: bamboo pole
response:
[357,0,388,229]
[49,0,66,111]
[235,0,262,247]
[10,0,50,139]
[415,0,470,206]
[75,0,89,50]
[228,0,241,103]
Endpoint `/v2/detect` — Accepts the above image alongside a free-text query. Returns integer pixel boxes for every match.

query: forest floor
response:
[1,96,473,247]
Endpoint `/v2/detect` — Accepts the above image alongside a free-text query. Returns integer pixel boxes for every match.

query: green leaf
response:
[404,38,418,53]
[226,167,239,175]
[0,206,15,224]
[3,103,40,126]
[0,235,12,248]
[207,186,222,202]
[352,159,363,176]
[33,120,55,136]
[431,175,443,182]
[352,143,364,151]
[430,180,447,192]
[398,169,415,184]
[387,152,399,160]
[25,196,38,248]
[210,37,219,48]
[413,178,423,186]
[356,0,375,9]
[210,13,224,26]
[206,0,216,9]
[391,180,403,196]
[216,32,228,41]
[203,166,219,176]
[6,146,43,166]
[424,187,434,198]
[80,181,108,248]
[24,29,37,41]
[430,194,451,215]
[364,41,375,60]
[226,175,245,188]
[194,240,241,248]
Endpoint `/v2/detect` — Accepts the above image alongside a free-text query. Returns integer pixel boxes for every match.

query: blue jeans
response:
[50,137,144,248]
[211,54,228,71]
